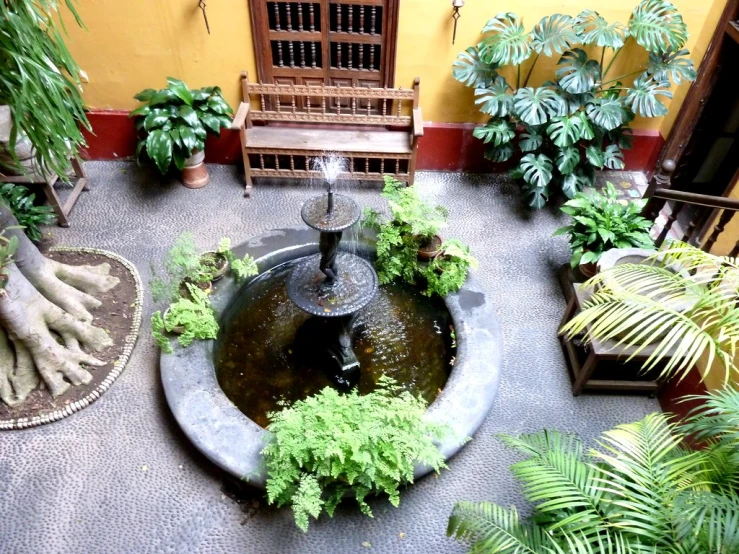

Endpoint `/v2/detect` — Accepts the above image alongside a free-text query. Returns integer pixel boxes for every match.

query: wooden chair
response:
[231,71,423,197]
[0,156,89,227]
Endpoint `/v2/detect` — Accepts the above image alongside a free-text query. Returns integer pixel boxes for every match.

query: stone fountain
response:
[286,158,377,384]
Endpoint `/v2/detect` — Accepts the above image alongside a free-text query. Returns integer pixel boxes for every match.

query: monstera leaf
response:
[479,13,532,66]
[513,87,566,126]
[519,129,544,152]
[474,77,514,117]
[647,49,696,85]
[585,145,605,168]
[547,113,591,147]
[520,153,553,189]
[530,14,579,56]
[485,144,514,163]
[603,144,625,169]
[453,46,498,88]
[472,118,515,146]
[586,98,627,131]
[555,48,601,94]
[556,146,580,175]
[629,0,688,52]
[561,165,595,198]
[573,10,628,49]
[625,74,672,117]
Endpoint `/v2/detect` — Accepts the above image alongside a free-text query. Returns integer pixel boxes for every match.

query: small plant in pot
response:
[421,239,479,298]
[131,78,233,188]
[553,182,654,278]
[151,284,218,354]
[364,176,448,282]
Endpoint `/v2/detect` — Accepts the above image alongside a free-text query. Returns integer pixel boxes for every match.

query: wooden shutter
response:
[248,0,399,92]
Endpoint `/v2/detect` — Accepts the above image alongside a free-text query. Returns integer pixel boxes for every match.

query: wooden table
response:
[559,285,678,396]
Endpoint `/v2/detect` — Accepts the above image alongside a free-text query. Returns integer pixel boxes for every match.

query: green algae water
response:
[215,260,455,428]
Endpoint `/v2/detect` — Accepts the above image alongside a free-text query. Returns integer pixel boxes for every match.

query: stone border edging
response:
[0,247,144,430]
[161,228,502,487]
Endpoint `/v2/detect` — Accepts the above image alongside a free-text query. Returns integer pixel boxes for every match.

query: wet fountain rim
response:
[160,227,503,488]
[301,193,361,232]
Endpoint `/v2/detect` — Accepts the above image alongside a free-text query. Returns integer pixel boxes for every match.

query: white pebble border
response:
[0,247,143,430]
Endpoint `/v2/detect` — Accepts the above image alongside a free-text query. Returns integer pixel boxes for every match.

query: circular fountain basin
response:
[160,228,503,487]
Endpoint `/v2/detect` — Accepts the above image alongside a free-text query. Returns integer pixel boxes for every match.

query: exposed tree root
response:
[0,264,113,406]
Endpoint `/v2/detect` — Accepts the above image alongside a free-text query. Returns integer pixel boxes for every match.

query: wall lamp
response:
[452,0,464,45]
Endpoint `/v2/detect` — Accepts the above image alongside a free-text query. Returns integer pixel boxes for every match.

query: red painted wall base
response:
[81,110,664,173]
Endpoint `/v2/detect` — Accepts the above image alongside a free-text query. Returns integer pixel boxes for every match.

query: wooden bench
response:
[231,71,423,197]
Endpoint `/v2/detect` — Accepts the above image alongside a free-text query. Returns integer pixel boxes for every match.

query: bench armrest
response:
[412,107,424,137]
[231,102,250,129]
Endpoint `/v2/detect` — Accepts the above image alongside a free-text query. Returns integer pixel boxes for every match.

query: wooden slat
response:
[328,32,382,44]
[245,126,413,154]
[249,169,408,181]
[251,111,409,125]
[328,0,383,5]
[727,20,739,43]
[652,188,739,210]
[268,30,321,41]
[247,82,413,99]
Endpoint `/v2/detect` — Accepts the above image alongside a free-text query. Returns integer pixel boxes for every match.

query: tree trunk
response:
[0,204,118,407]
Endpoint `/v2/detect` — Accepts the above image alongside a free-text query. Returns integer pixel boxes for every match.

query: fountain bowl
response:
[160,227,502,487]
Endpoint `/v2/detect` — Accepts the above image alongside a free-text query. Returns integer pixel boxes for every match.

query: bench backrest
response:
[240,71,417,127]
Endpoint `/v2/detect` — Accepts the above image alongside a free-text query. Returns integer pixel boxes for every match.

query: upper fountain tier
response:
[301,193,360,232]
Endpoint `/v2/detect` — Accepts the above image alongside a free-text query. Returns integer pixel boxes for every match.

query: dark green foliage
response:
[0,1,90,178]
[453,0,695,208]
[131,78,233,174]
[150,284,218,352]
[449,389,739,553]
[263,376,453,532]
[553,182,654,267]
[363,177,476,297]
[0,184,56,242]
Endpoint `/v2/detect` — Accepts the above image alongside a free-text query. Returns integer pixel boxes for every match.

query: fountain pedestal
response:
[286,191,378,383]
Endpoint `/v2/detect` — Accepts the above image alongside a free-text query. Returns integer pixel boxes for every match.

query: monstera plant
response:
[453,0,696,208]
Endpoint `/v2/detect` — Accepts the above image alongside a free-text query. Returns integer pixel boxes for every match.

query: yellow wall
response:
[63,0,727,134]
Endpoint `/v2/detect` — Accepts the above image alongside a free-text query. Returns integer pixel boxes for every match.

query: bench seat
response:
[245,127,413,156]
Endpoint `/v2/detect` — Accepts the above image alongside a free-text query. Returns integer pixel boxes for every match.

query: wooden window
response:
[248,0,399,92]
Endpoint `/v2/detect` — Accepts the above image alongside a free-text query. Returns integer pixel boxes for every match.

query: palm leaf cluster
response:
[560,242,739,385]
[453,0,696,208]
[449,388,739,553]
[0,0,89,178]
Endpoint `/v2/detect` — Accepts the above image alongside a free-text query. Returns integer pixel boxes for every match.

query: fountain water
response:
[286,156,378,383]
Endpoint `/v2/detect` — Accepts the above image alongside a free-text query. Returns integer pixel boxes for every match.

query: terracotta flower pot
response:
[417,234,443,261]
[200,251,229,282]
[181,149,210,189]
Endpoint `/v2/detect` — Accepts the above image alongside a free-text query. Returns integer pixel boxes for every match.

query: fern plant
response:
[0,183,56,242]
[448,391,739,553]
[262,376,452,532]
[218,237,259,283]
[453,0,696,208]
[0,0,90,178]
[364,177,475,297]
[151,283,218,353]
[131,78,233,174]
[559,242,739,384]
[553,182,654,268]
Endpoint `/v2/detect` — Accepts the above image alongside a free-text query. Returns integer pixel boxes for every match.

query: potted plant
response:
[131,78,233,188]
[553,182,654,277]
[262,376,453,532]
[452,0,696,208]
[421,239,479,298]
[151,284,219,354]
[448,388,739,553]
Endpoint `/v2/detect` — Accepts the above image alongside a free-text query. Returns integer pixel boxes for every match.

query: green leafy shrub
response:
[263,376,452,532]
[0,184,56,242]
[421,240,479,297]
[448,388,739,553]
[151,284,218,352]
[453,1,696,208]
[553,182,654,267]
[217,237,259,283]
[131,78,233,174]
[364,177,475,297]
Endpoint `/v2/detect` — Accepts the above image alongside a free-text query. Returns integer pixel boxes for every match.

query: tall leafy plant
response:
[131,78,233,174]
[0,0,90,177]
[453,1,696,208]
[448,389,739,553]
